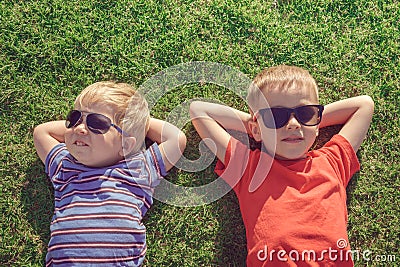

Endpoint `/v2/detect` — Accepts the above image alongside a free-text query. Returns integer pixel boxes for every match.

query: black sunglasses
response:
[65,110,128,135]
[255,105,324,129]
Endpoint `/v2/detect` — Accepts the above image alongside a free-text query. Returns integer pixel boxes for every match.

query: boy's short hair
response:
[75,81,150,153]
[247,65,319,112]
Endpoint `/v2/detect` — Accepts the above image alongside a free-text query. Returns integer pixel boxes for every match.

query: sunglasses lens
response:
[296,106,321,126]
[259,108,288,129]
[271,108,290,128]
[66,110,81,128]
[86,113,111,134]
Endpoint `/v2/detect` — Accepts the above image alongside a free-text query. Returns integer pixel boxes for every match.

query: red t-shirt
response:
[215,134,360,266]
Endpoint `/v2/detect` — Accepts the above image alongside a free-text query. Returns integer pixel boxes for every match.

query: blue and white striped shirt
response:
[45,143,167,266]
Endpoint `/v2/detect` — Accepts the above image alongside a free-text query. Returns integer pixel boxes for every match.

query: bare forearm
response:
[35,121,66,142]
[33,120,66,163]
[191,101,252,134]
[146,118,186,171]
[146,118,180,144]
[320,95,374,151]
[320,96,371,128]
[190,101,238,163]
[320,104,357,128]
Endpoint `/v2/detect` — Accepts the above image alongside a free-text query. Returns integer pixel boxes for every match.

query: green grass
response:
[1,0,399,266]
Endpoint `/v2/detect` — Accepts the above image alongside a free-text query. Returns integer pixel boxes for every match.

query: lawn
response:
[0,0,399,266]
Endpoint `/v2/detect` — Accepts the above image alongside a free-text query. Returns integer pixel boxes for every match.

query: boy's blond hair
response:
[74,81,150,153]
[247,65,319,112]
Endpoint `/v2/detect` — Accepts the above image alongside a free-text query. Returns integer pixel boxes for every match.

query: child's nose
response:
[286,113,301,129]
[73,119,89,134]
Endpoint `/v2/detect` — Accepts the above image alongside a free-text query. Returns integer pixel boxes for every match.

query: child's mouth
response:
[74,141,88,146]
[282,136,304,143]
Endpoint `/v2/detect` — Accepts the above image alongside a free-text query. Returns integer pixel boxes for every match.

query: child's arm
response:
[189,101,252,164]
[33,121,66,163]
[319,95,374,152]
[146,118,187,171]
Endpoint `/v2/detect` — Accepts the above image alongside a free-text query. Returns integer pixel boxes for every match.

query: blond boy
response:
[34,81,186,266]
[190,65,374,266]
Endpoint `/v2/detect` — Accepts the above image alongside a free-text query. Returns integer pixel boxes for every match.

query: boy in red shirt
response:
[190,65,374,266]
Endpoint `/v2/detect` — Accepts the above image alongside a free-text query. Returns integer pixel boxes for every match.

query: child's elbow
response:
[33,123,45,141]
[360,95,375,113]
[189,101,204,118]
[177,131,187,153]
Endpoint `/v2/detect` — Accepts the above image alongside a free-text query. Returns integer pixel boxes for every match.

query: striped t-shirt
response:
[44,143,167,267]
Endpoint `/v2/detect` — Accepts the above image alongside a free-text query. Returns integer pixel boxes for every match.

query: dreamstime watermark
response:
[123,61,275,207]
[256,238,397,263]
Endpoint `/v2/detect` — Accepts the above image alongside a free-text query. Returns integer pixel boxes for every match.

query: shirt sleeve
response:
[45,143,69,180]
[214,137,251,189]
[147,143,168,178]
[320,134,360,187]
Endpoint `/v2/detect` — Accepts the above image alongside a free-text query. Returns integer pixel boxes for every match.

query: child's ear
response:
[249,120,262,142]
[119,136,137,157]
